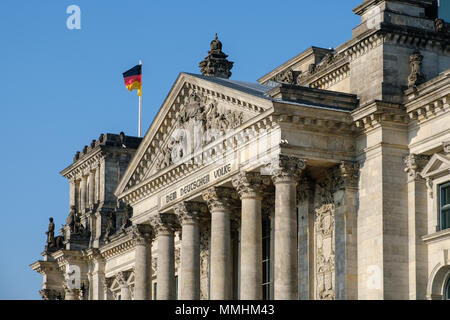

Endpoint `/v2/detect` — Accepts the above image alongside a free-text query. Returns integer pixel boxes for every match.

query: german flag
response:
[123,65,142,96]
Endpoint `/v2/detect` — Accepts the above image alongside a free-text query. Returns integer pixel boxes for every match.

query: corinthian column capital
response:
[267,154,306,184]
[174,201,207,225]
[338,161,360,188]
[149,213,177,235]
[131,224,154,246]
[231,171,269,199]
[202,187,238,212]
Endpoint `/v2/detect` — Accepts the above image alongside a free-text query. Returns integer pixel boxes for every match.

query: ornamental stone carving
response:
[272,68,301,85]
[297,175,313,203]
[408,50,425,88]
[404,154,430,182]
[174,201,207,225]
[315,203,335,300]
[115,271,131,287]
[199,33,234,79]
[443,141,450,154]
[157,91,244,170]
[131,224,154,246]
[337,161,359,189]
[231,171,269,199]
[149,213,177,235]
[39,288,62,300]
[266,154,306,184]
[202,186,238,212]
[199,221,211,300]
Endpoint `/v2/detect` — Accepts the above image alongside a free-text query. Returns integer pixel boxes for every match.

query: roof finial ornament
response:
[199,33,233,79]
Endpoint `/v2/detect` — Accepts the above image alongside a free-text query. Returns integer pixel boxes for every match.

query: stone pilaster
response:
[80,175,87,213]
[132,224,154,300]
[202,186,237,300]
[88,170,95,209]
[174,202,206,300]
[333,161,359,300]
[150,213,176,300]
[89,249,105,300]
[267,154,306,300]
[296,175,314,300]
[69,179,76,209]
[232,171,266,300]
[404,154,430,300]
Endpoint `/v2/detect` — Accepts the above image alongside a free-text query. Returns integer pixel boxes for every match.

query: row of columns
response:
[130,155,306,300]
[70,165,101,213]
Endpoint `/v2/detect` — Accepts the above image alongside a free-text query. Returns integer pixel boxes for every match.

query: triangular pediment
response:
[115,72,273,198]
[421,153,450,178]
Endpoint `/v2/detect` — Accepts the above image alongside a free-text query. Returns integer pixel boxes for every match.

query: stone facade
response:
[31,0,450,300]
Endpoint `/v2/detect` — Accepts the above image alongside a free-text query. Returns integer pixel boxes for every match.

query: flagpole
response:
[138,60,142,138]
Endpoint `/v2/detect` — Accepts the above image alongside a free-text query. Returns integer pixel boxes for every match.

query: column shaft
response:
[240,196,262,299]
[120,286,131,300]
[135,243,152,300]
[274,181,298,299]
[80,176,87,212]
[181,222,200,299]
[210,209,232,299]
[157,232,175,300]
[88,172,95,208]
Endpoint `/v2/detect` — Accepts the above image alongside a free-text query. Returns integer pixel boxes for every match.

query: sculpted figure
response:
[46,217,55,246]
[66,206,76,233]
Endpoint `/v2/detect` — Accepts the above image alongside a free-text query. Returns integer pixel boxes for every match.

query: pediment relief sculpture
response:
[154,91,244,171]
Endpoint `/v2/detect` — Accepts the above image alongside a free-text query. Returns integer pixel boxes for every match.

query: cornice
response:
[118,109,278,206]
[99,231,135,260]
[405,71,450,124]
[352,100,408,131]
[115,73,269,199]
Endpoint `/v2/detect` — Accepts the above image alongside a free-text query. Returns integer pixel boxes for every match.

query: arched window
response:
[445,277,450,300]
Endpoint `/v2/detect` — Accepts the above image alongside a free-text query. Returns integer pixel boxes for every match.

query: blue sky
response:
[0,0,447,300]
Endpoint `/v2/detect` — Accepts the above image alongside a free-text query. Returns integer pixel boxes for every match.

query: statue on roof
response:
[199,33,234,79]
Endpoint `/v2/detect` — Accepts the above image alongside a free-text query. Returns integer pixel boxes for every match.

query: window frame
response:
[439,182,450,231]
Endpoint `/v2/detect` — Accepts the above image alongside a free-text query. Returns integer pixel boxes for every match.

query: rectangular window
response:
[262,218,271,300]
[440,182,450,230]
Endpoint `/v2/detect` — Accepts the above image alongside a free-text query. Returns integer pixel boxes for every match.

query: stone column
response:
[88,170,95,209]
[404,154,429,300]
[174,202,206,300]
[297,176,313,300]
[333,162,359,300]
[232,172,265,300]
[116,271,131,300]
[80,175,87,212]
[95,162,101,204]
[268,155,305,300]
[151,214,176,300]
[202,187,236,300]
[69,179,76,209]
[132,224,154,300]
[90,250,105,300]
